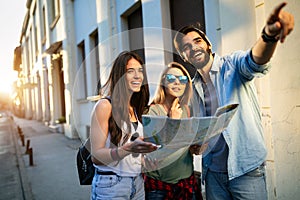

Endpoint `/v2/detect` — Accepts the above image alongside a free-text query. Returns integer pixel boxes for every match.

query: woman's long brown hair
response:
[100,51,149,146]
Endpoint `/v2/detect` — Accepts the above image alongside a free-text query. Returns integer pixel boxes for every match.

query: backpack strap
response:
[101,96,111,103]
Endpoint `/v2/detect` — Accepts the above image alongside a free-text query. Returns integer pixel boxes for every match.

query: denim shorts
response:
[91,172,144,200]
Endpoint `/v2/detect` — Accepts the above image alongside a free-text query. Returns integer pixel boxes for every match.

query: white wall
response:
[205,0,257,55]
[72,0,98,140]
[74,0,98,44]
[265,0,300,199]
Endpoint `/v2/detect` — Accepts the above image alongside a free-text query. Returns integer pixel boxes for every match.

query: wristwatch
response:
[261,27,279,43]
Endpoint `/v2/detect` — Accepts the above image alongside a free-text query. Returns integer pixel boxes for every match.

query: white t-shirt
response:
[95,120,143,176]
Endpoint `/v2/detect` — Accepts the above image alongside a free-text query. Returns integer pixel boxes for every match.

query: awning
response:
[44,41,62,54]
[13,46,22,71]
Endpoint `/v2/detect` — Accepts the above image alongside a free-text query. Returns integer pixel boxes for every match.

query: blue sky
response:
[0,1,26,92]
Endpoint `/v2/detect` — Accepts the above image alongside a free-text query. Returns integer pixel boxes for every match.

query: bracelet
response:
[115,148,121,160]
[261,27,279,43]
[110,148,121,161]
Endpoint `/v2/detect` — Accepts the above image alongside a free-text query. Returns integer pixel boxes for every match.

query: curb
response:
[11,118,34,200]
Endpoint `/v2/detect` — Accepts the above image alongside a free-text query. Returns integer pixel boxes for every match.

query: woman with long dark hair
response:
[90,51,158,200]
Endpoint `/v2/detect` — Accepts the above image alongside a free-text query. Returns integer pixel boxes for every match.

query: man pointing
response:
[174,2,294,199]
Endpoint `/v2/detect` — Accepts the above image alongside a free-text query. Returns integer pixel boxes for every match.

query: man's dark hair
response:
[174,23,212,60]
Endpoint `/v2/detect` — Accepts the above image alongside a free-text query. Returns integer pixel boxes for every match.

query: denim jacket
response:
[191,50,269,180]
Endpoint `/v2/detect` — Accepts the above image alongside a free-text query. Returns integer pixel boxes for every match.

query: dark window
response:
[170,0,205,77]
[78,42,88,98]
[42,6,46,43]
[170,0,205,31]
[127,6,145,62]
[89,30,100,93]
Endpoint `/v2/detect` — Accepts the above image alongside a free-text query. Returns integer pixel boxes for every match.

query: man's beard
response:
[189,49,210,70]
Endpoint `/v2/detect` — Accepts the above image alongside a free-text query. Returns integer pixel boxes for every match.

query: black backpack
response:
[76,97,111,185]
[76,139,94,185]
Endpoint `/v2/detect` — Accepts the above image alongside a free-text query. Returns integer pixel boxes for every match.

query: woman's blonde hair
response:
[151,62,192,106]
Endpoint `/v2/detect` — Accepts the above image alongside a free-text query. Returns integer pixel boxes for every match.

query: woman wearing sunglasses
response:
[144,62,203,200]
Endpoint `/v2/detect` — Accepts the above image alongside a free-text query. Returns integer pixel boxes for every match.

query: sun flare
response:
[0,71,17,95]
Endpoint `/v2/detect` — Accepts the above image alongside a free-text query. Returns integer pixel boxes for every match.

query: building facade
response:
[13,0,300,199]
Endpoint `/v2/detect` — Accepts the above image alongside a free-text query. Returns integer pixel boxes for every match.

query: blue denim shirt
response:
[191,50,269,180]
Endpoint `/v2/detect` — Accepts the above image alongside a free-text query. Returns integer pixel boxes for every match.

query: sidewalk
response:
[13,117,91,200]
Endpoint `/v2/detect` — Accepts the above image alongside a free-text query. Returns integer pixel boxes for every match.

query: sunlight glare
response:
[0,71,17,94]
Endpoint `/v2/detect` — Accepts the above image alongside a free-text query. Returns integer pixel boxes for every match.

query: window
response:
[41,6,46,44]
[50,0,60,28]
[170,0,205,74]
[89,30,100,94]
[33,7,39,61]
[170,0,205,31]
[77,41,88,99]
[34,25,38,61]
[25,38,31,75]
[127,6,145,61]
[30,27,34,66]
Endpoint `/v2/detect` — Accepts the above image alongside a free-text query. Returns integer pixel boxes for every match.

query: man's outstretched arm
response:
[252,2,294,65]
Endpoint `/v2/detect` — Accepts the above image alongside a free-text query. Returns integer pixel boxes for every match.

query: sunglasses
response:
[165,74,188,84]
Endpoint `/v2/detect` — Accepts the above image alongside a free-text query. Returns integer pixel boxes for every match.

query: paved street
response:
[0,111,25,200]
[0,110,91,200]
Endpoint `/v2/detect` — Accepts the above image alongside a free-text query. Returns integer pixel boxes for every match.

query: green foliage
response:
[55,116,66,124]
